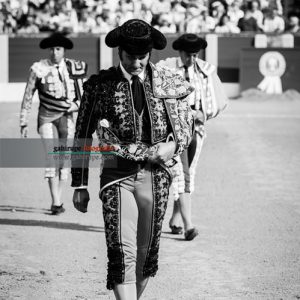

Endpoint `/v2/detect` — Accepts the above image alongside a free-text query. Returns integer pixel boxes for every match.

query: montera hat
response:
[39,32,73,49]
[105,19,167,54]
[173,34,207,53]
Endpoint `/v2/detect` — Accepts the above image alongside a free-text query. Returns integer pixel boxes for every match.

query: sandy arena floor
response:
[1,90,300,299]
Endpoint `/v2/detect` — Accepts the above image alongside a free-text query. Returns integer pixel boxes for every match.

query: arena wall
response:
[0,33,299,102]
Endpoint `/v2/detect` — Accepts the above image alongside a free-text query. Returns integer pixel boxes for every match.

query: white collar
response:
[119,62,146,82]
[50,59,65,69]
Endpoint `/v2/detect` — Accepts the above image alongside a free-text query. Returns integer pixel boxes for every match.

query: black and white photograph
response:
[0,0,300,299]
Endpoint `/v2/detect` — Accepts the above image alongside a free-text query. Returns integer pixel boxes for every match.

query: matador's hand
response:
[148,141,176,164]
[73,189,90,213]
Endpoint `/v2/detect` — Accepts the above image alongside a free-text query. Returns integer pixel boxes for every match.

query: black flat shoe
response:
[184,228,199,241]
[51,204,65,215]
[169,225,183,234]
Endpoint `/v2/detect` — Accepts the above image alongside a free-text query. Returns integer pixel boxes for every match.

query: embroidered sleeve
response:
[71,77,99,187]
[20,69,37,126]
[167,96,194,156]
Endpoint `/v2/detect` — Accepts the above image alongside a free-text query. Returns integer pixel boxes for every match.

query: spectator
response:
[211,0,227,26]
[54,1,79,34]
[77,7,96,33]
[154,13,177,33]
[285,13,300,33]
[200,9,216,32]
[151,0,171,15]
[3,12,17,34]
[238,8,259,31]
[262,8,285,33]
[116,0,134,25]
[139,3,153,24]
[35,2,55,31]
[227,0,244,25]
[91,13,111,34]
[166,1,184,32]
[180,3,202,33]
[249,0,264,30]
[215,13,241,33]
[0,10,5,33]
[17,14,39,34]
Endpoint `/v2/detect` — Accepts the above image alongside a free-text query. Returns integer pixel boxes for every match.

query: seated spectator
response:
[269,0,283,16]
[35,1,55,31]
[0,11,5,33]
[139,3,153,24]
[77,8,96,33]
[3,12,17,34]
[262,8,285,33]
[92,13,112,34]
[55,1,79,34]
[116,0,134,25]
[238,8,259,31]
[151,0,171,16]
[227,0,244,25]
[154,13,177,33]
[285,13,300,33]
[170,0,186,32]
[211,0,227,26]
[180,3,202,33]
[249,0,263,29]
[198,9,216,32]
[17,14,39,34]
[215,13,241,33]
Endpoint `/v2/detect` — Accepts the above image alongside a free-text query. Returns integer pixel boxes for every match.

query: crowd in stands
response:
[0,0,299,35]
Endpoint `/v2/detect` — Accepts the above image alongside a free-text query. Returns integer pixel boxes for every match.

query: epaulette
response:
[150,62,194,99]
[65,59,88,78]
[98,67,120,81]
[83,74,100,92]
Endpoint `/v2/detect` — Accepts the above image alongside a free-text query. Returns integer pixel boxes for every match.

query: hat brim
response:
[173,34,207,53]
[40,34,73,49]
[105,19,167,53]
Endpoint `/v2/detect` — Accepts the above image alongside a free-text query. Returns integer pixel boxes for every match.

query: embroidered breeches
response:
[100,163,170,290]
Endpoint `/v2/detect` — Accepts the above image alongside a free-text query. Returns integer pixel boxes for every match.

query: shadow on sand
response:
[0,205,103,232]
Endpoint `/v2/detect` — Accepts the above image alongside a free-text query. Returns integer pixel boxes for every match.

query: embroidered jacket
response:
[157,57,228,122]
[71,62,194,187]
[20,58,87,126]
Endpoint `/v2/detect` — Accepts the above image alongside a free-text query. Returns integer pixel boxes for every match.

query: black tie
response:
[56,66,63,82]
[131,75,145,115]
[184,65,190,82]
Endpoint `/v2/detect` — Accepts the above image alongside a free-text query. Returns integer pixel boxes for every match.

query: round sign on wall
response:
[257,51,286,94]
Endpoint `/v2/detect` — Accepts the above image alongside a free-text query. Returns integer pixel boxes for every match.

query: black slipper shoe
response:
[169,225,183,234]
[184,228,199,241]
[51,204,65,215]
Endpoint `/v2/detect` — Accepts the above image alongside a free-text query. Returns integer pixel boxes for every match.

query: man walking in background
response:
[20,32,87,215]
[158,33,228,240]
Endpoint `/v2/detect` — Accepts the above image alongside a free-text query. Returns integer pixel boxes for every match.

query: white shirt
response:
[178,58,200,108]
[119,62,146,83]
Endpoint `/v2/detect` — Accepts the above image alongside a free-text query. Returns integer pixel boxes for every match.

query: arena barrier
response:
[0,33,299,101]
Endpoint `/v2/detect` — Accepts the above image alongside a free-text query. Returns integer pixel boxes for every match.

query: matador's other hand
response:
[194,110,205,125]
[20,125,28,138]
[73,188,90,213]
[67,102,79,113]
